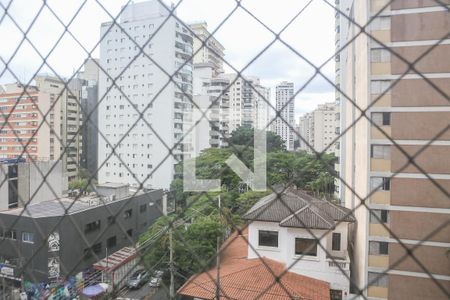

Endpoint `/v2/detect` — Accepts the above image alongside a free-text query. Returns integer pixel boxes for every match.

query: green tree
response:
[228,126,286,152]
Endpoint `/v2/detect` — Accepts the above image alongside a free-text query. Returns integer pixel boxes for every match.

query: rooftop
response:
[243,189,355,230]
[178,229,330,300]
[1,197,98,218]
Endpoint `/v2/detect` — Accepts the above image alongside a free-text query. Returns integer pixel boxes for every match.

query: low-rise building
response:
[178,229,331,300]
[242,189,355,299]
[0,160,65,211]
[0,186,164,283]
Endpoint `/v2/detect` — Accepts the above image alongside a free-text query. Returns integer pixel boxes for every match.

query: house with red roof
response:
[179,189,355,299]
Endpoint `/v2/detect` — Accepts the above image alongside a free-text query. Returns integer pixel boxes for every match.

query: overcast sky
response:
[0,0,336,119]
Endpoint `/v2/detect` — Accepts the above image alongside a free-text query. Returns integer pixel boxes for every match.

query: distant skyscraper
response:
[97,0,193,189]
[275,81,295,150]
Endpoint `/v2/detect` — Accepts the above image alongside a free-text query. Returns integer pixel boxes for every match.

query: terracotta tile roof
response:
[178,230,330,300]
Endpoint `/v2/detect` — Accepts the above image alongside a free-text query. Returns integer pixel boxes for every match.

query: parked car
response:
[127,269,150,289]
[153,270,164,278]
[148,277,162,288]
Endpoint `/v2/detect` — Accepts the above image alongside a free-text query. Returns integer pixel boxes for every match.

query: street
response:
[117,285,168,300]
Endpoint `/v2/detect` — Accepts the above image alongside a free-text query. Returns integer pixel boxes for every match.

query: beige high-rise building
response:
[0,75,82,181]
[298,102,339,154]
[338,1,450,299]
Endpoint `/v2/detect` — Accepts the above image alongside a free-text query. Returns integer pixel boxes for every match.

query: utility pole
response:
[169,228,174,299]
[215,236,220,300]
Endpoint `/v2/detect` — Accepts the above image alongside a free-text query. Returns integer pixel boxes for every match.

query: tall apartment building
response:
[298,103,339,154]
[275,81,295,150]
[190,22,224,76]
[298,113,312,151]
[224,74,271,133]
[78,59,100,179]
[0,75,82,181]
[191,22,230,154]
[97,0,193,190]
[338,1,450,299]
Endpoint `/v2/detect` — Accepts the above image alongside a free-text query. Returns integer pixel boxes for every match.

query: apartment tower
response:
[97,0,193,189]
[338,1,450,299]
[275,81,295,150]
[0,75,82,181]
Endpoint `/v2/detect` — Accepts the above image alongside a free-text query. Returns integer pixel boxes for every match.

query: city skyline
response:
[0,0,336,117]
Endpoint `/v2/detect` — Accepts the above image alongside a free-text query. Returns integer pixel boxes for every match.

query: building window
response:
[369,241,389,255]
[3,230,17,240]
[107,216,115,225]
[92,242,102,254]
[124,209,133,219]
[370,210,389,224]
[22,232,34,244]
[330,289,343,300]
[295,238,318,256]
[332,233,341,251]
[126,229,133,237]
[370,177,390,191]
[84,220,101,233]
[258,230,278,247]
[372,112,391,126]
[371,145,391,159]
[107,236,117,249]
[368,272,388,287]
[140,204,147,213]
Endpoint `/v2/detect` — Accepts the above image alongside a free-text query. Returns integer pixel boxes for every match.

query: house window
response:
[369,241,389,255]
[370,177,390,191]
[295,238,317,256]
[332,233,341,251]
[371,145,391,159]
[330,289,343,300]
[107,236,117,249]
[258,230,278,247]
[140,204,147,213]
[84,220,101,233]
[22,232,34,244]
[124,209,133,219]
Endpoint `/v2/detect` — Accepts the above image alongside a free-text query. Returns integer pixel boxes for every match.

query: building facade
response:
[0,187,164,283]
[78,59,100,179]
[97,0,193,189]
[0,75,82,181]
[243,189,355,299]
[339,1,450,299]
[0,160,65,211]
[298,102,340,154]
[275,81,295,150]
[224,74,271,133]
[191,22,230,153]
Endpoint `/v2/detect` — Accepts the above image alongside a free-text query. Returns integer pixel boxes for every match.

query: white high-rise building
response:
[275,81,295,150]
[224,74,271,133]
[97,0,193,189]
